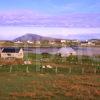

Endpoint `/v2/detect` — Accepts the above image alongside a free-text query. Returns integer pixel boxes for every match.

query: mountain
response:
[13,33,56,41]
[13,33,100,42]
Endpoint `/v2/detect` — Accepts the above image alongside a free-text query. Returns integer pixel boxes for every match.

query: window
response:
[7,53,11,56]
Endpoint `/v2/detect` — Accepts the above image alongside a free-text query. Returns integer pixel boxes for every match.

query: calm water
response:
[24,47,100,56]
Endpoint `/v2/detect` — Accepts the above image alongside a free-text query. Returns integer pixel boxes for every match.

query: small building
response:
[61,40,66,43]
[27,40,33,44]
[35,40,41,45]
[57,47,76,57]
[14,41,23,44]
[81,41,95,46]
[49,40,56,45]
[1,47,24,59]
[87,42,95,46]
[0,48,2,57]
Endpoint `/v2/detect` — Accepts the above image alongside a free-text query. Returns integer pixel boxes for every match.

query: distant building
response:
[14,41,23,44]
[61,40,66,43]
[0,48,2,53]
[35,40,41,45]
[0,48,2,57]
[87,42,95,46]
[81,41,95,46]
[49,40,56,45]
[1,47,24,59]
[27,40,33,44]
[72,39,80,43]
[57,47,76,57]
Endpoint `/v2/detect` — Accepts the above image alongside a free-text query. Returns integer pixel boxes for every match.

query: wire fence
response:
[0,65,100,75]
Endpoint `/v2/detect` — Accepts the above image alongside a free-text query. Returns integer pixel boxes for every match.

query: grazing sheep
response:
[46,65,52,68]
[42,66,46,68]
[24,61,31,65]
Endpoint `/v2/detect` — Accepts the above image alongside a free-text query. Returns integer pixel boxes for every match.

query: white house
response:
[87,42,95,46]
[1,47,24,59]
[61,40,66,43]
[57,47,76,57]
[35,40,41,45]
[14,41,23,44]
[0,48,2,53]
[49,40,56,45]
[81,41,95,46]
[27,40,33,44]
[0,48,2,57]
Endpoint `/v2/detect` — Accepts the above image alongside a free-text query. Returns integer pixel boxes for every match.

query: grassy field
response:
[0,64,100,75]
[0,72,100,100]
[0,64,100,100]
[0,53,100,99]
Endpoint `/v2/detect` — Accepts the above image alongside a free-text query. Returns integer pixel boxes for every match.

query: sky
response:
[0,0,100,14]
[0,0,100,40]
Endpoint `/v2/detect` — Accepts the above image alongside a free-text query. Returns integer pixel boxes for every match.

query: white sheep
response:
[46,65,52,68]
[42,66,46,68]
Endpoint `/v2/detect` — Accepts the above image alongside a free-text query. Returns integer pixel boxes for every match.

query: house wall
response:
[61,52,77,57]
[0,49,2,58]
[1,49,24,59]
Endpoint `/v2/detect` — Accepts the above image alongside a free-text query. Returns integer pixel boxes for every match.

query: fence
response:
[0,65,100,75]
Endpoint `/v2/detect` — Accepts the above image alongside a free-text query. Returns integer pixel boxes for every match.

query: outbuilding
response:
[57,47,76,57]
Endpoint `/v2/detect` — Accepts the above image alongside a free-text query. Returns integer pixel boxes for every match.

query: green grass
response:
[0,72,100,100]
[24,53,100,66]
[24,53,42,60]
[0,64,100,75]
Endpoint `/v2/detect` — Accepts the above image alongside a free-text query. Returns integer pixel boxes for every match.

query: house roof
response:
[2,47,22,53]
[58,47,76,54]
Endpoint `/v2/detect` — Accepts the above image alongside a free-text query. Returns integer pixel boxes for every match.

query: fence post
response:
[69,67,71,74]
[55,67,58,74]
[10,66,12,73]
[82,68,84,74]
[26,66,29,73]
[94,68,96,74]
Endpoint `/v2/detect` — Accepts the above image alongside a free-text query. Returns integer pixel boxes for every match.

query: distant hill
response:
[12,33,100,42]
[13,33,57,42]
[88,39,100,41]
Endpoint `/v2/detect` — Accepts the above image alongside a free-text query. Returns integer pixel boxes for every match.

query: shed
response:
[57,47,76,57]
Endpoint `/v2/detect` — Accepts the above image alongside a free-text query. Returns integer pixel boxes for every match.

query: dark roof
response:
[2,47,21,53]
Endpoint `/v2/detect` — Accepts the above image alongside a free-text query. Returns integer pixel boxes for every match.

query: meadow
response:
[0,53,100,100]
[0,72,100,100]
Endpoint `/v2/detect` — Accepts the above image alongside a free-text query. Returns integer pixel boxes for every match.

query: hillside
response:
[14,33,56,42]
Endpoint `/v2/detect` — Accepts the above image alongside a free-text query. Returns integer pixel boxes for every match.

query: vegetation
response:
[0,72,99,100]
[0,53,100,99]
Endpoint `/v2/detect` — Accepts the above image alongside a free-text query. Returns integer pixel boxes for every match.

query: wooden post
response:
[36,66,41,72]
[10,66,12,73]
[92,63,94,66]
[69,67,71,74]
[55,67,58,74]
[82,68,84,74]
[26,66,29,73]
[94,68,96,74]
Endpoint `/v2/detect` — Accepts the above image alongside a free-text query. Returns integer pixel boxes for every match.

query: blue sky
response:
[0,0,100,14]
[0,0,100,40]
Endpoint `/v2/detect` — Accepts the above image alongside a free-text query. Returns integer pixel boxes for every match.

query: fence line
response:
[0,65,99,75]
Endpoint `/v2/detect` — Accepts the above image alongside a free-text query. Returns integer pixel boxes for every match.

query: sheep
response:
[46,65,52,68]
[42,66,46,68]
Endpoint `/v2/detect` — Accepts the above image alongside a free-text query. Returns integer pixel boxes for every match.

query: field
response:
[0,72,100,100]
[0,64,100,100]
[0,53,100,100]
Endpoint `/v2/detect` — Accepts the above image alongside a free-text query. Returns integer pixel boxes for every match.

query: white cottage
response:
[57,47,76,57]
[1,47,24,59]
